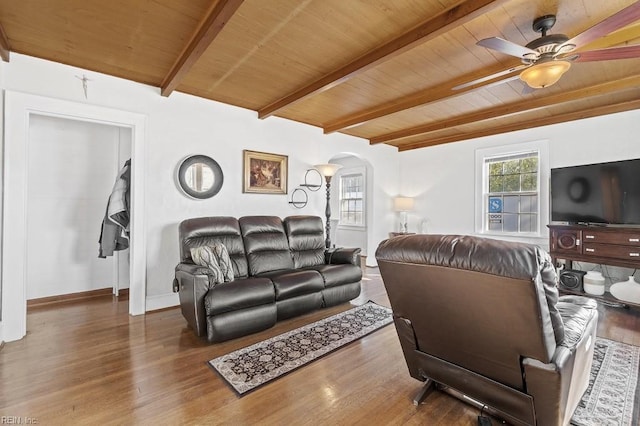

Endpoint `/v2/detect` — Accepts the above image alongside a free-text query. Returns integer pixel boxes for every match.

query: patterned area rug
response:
[209,301,393,396]
[572,337,640,426]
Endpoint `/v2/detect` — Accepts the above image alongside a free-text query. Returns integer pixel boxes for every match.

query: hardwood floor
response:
[1,269,639,425]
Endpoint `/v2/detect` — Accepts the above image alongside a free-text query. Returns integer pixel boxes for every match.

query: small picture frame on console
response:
[243,150,288,194]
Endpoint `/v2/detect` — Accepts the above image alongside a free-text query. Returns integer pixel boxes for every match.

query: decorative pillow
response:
[211,243,234,282]
[190,243,234,285]
[191,246,224,285]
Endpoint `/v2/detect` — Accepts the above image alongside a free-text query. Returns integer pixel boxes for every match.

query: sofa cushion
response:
[557,295,598,348]
[240,216,294,275]
[180,217,249,278]
[276,293,323,320]
[207,304,277,343]
[306,264,362,288]
[260,270,324,301]
[204,277,275,316]
[284,215,325,268]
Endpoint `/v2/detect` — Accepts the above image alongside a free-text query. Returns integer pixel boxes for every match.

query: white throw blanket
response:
[190,243,235,286]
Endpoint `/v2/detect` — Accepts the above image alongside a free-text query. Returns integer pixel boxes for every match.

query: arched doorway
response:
[328,153,374,266]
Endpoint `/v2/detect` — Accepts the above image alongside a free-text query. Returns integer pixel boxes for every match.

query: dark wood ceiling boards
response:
[0,0,214,86]
[1,0,639,151]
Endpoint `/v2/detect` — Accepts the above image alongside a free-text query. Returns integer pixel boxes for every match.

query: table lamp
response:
[394,196,414,233]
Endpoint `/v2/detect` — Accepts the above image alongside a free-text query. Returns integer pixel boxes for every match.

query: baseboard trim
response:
[27,288,179,312]
[28,288,130,308]
[146,292,179,312]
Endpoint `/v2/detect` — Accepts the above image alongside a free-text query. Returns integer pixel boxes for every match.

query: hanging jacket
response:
[98,159,131,258]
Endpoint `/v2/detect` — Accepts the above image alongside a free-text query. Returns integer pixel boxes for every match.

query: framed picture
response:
[243,150,288,194]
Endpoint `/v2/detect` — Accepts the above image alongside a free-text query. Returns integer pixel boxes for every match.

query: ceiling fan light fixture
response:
[519,60,571,89]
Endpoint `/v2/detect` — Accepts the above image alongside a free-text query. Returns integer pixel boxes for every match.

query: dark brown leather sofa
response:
[174,215,362,342]
[375,234,598,426]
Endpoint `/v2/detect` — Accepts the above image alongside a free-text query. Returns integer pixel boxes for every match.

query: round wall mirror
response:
[177,155,224,199]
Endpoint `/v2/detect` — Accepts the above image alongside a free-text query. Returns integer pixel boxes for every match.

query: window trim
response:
[338,169,366,228]
[475,140,549,238]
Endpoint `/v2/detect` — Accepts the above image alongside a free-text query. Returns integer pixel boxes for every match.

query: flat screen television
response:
[550,158,640,225]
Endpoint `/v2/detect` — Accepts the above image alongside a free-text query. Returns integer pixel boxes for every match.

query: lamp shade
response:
[519,60,571,89]
[394,196,414,212]
[314,163,342,177]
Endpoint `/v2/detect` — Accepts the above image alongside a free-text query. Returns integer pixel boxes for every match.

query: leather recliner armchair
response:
[375,234,598,426]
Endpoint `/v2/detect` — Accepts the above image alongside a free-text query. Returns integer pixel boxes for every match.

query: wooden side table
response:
[389,232,416,238]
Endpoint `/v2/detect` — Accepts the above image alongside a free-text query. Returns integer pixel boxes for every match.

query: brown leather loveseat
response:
[375,234,598,426]
[174,215,362,342]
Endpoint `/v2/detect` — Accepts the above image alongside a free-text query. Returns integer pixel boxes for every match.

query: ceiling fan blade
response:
[452,65,529,90]
[576,22,640,51]
[561,2,640,51]
[568,44,640,62]
[477,37,538,59]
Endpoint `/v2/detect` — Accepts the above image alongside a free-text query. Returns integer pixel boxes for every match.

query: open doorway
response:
[2,92,147,342]
[26,115,131,303]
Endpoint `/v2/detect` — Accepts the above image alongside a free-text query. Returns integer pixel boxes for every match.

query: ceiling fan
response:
[455,1,640,91]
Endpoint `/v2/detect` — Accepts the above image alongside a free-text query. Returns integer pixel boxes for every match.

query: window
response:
[485,152,539,233]
[475,140,548,237]
[339,173,364,226]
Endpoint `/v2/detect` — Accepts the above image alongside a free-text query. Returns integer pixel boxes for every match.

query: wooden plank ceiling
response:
[1,0,639,151]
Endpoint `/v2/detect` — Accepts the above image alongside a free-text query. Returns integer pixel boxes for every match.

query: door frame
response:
[2,91,147,342]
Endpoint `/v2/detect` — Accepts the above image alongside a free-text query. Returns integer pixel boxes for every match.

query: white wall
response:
[1,54,399,310]
[398,109,640,248]
[26,115,129,299]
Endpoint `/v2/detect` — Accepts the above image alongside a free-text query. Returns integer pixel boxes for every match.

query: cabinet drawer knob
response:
[585,248,595,253]
[630,253,640,257]
[629,238,639,242]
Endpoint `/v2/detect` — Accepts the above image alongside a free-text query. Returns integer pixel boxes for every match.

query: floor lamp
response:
[314,163,342,249]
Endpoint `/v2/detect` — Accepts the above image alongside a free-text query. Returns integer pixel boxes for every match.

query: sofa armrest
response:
[174,262,213,338]
[175,262,213,278]
[326,247,361,265]
[522,299,598,426]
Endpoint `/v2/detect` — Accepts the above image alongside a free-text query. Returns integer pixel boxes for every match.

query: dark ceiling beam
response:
[323,60,522,133]
[0,22,11,62]
[257,0,508,119]
[370,75,640,144]
[398,98,640,151]
[161,0,244,97]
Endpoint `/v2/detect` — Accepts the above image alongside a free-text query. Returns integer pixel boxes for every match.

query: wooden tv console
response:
[548,224,640,307]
